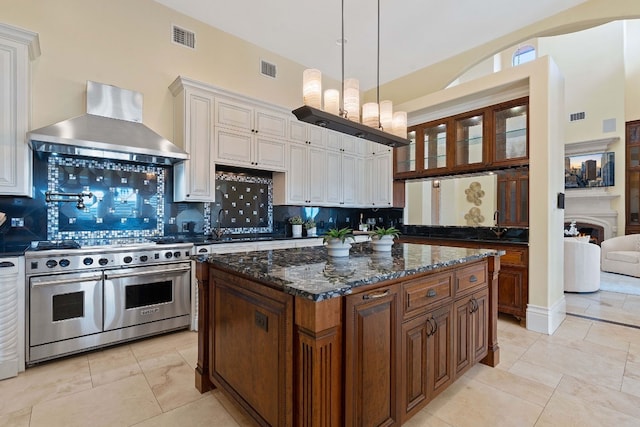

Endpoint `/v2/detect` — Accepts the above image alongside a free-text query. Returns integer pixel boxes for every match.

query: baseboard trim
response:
[526,296,566,334]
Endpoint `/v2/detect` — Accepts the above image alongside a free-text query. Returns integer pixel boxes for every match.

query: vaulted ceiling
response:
[154,0,588,91]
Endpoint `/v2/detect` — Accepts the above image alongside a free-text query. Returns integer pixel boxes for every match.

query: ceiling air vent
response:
[260,60,277,78]
[570,112,585,122]
[172,25,195,49]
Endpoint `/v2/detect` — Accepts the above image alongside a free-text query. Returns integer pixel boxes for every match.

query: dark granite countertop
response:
[400,225,529,245]
[198,242,502,301]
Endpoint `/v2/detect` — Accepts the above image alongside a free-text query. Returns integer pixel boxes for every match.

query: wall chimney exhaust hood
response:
[28,81,189,166]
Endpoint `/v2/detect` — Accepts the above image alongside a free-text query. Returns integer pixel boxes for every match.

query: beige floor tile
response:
[550,316,592,340]
[0,407,31,427]
[535,390,640,427]
[556,375,640,419]
[29,374,161,427]
[130,330,197,360]
[495,340,530,371]
[131,392,239,427]
[539,329,628,363]
[583,304,640,327]
[622,376,640,398]
[507,359,563,389]
[464,363,554,406]
[87,344,142,387]
[138,351,205,412]
[520,339,625,390]
[426,376,543,427]
[584,322,639,351]
[402,409,453,427]
[0,356,92,415]
[177,345,198,370]
[213,389,259,427]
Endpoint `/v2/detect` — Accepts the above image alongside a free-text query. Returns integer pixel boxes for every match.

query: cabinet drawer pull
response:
[426,289,437,298]
[363,289,390,300]
[469,275,478,283]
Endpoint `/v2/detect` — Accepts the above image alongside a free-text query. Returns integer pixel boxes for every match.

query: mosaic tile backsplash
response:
[47,156,165,240]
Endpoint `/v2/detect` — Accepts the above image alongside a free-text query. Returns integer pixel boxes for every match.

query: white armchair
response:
[564,238,601,292]
[601,234,640,277]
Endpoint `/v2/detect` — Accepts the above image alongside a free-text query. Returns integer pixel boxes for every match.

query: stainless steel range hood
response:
[28,81,188,166]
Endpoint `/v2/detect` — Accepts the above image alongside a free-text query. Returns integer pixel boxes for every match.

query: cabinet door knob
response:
[469,275,478,283]
[426,289,437,298]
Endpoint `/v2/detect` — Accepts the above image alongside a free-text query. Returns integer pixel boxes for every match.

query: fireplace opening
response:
[564,221,604,245]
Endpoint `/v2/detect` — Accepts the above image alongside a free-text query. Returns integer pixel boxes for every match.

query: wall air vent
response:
[570,112,585,122]
[260,60,277,78]
[172,25,195,49]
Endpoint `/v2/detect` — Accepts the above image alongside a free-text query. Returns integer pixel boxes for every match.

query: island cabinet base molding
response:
[195,244,500,426]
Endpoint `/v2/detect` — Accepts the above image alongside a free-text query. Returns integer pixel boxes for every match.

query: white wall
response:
[625,20,640,121]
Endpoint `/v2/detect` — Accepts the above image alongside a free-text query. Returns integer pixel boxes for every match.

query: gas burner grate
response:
[30,240,81,251]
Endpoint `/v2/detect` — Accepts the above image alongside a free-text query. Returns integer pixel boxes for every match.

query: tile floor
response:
[3,284,640,426]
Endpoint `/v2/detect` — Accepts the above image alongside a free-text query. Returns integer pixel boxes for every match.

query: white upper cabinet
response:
[0,23,40,197]
[289,120,325,148]
[215,96,287,171]
[273,143,326,206]
[170,78,216,202]
[370,148,394,207]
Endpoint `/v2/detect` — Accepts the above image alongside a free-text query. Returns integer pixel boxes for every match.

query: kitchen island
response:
[195,242,501,426]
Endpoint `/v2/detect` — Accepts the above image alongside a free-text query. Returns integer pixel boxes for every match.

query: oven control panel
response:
[25,244,194,275]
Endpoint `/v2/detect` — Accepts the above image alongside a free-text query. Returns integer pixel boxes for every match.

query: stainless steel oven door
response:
[29,271,103,346]
[103,262,191,331]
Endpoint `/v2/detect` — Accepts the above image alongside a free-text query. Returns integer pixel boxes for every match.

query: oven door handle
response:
[30,274,103,287]
[104,265,191,280]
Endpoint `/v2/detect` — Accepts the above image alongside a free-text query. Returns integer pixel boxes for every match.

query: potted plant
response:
[304,219,317,237]
[323,227,355,257]
[289,215,303,238]
[369,226,400,252]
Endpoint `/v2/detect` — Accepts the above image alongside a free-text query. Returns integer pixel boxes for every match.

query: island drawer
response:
[455,262,487,295]
[500,248,528,267]
[402,272,453,318]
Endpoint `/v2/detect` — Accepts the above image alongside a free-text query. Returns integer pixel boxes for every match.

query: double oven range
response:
[25,240,193,365]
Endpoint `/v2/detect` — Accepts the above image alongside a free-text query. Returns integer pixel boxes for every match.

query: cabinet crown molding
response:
[0,22,40,59]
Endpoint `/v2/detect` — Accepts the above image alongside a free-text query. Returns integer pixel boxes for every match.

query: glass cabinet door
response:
[423,123,447,170]
[494,102,528,163]
[455,114,484,167]
[395,129,417,175]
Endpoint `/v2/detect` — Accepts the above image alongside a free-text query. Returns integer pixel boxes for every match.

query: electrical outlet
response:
[10,217,24,227]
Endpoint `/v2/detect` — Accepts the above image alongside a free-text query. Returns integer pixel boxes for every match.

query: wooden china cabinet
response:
[626,119,640,235]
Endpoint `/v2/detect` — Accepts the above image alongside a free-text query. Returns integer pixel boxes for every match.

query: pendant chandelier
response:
[292,0,409,148]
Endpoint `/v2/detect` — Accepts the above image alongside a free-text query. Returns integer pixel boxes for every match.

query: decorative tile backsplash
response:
[46,156,165,240]
[213,171,273,234]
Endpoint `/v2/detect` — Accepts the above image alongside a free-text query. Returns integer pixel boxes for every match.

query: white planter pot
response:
[307,227,317,237]
[292,224,303,238]
[325,239,352,257]
[371,235,394,252]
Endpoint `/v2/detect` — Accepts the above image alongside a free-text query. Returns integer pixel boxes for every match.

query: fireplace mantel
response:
[564,188,619,240]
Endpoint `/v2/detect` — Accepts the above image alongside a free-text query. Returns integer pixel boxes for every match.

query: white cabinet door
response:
[341,153,358,206]
[255,108,287,139]
[371,151,393,207]
[326,131,342,152]
[255,137,286,170]
[287,144,308,204]
[308,147,326,203]
[326,151,342,204]
[356,156,370,206]
[215,97,253,132]
[216,128,252,164]
[170,79,216,202]
[0,25,38,197]
[289,120,326,149]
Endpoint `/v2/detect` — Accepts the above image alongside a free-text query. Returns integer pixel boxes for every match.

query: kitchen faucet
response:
[491,210,507,238]
[214,209,227,240]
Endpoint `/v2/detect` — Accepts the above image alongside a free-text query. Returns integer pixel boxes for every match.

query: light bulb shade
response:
[303,69,322,109]
[343,78,360,122]
[362,102,379,128]
[380,100,393,131]
[392,111,407,137]
[324,89,340,115]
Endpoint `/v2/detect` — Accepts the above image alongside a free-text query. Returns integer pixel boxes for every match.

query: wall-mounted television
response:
[565,152,615,188]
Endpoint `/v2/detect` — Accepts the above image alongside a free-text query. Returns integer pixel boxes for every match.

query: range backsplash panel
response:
[214,171,273,233]
[46,156,165,240]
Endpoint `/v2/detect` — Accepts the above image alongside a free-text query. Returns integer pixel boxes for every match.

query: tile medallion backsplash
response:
[46,156,165,240]
[214,171,273,234]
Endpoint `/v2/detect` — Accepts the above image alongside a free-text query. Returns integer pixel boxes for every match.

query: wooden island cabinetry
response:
[195,244,500,426]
